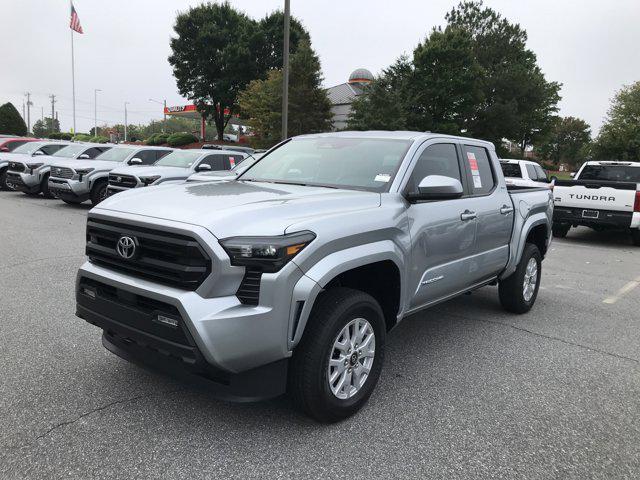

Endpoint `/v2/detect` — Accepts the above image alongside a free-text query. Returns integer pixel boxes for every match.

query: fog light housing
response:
[154,314,179,328]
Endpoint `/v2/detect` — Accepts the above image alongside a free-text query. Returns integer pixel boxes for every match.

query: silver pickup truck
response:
[1,141,71,191]
[75,131,553,422]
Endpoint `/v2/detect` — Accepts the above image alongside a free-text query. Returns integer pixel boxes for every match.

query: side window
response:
[227,154,241,168]
[199,154,226,170]
[155,150,171,161]
[525,164,537,180]
[83,148,103,159]
[534,165,548,182]
[41,144,66,155]
[463,145,495,195]
[6,141,27,151]
[407,143,461,194]
[137,150,159,165]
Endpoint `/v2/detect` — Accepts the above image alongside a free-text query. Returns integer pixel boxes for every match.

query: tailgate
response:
[553,180,637,212]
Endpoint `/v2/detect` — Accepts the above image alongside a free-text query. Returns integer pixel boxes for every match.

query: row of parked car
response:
[0,137,262,206]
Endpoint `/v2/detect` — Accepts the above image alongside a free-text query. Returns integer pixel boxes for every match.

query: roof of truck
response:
[296,130,495,147]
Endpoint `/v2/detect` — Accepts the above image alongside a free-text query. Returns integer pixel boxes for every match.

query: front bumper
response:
[48,178,90,202]
[5,171,41,193]
[554,206,634,229]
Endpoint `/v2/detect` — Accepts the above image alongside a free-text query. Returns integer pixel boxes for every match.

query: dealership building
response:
[326,68,374,130]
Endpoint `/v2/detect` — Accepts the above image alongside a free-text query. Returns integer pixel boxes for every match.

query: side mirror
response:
[33,150,45,156]
[78,154,90,159]
[0,147,9,152]
[195,163,212,172]
[128,157,143,165]
[569,172,575,178]
[407,175,464,202]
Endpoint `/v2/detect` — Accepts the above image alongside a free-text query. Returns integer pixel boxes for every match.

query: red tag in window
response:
[467,152,478,171]
[229,157,235,167]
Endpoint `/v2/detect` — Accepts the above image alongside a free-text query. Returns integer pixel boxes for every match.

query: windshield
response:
[500,162,522,178]
[11,141,49,154]
[580,165,640,182]
[52,144,88,158]
[155,150,203,168]
[239,137,412,191]
[95,147,136,162]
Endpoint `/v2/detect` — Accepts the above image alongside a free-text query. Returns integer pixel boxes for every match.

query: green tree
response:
[238,41,332,148]
[168,3,310,142]
[0,102,27,136]
[348,58,413,131]
[446,1,561,154]
[593,81,640,161]
[536,116,591,168]
[33,117,61,137]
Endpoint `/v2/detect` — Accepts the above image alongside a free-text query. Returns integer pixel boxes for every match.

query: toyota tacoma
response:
[76,131,553,422]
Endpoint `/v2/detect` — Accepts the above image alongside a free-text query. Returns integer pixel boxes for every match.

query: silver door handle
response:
[460,211,477,221]
[500,205,514,215]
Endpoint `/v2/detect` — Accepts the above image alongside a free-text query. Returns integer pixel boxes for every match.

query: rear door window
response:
[199,154,227,170]
[463,145,495,195]
[500,163,522,178]
[137,150,160,165]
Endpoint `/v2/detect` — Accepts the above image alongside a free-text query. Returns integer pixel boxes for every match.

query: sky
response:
[2,0,639,136]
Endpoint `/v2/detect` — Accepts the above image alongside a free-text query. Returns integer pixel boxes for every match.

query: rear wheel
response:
[90,180,108,206]
[288,287,386,423]
[62,198,83,205]
[552,224,570,238]
[632,229,640,247]
[499,243,542,314]
[0,168,8,190]
[40,173,54,198]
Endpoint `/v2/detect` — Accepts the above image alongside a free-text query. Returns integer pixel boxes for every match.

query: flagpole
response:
[70,1,76,134]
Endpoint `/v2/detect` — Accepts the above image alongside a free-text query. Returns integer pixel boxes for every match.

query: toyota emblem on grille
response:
[116,236,137,259]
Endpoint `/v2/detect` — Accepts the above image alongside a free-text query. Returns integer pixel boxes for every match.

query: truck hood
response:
[3,153,53,166]
[187,170,236,182]
[94,180,381,237]
[109,165,190,181]
[49,159,125,171]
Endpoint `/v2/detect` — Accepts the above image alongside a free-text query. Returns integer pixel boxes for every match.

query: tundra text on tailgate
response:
[75,131,553,422]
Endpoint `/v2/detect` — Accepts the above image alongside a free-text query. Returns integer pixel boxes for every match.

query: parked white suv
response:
[500,159,552,189]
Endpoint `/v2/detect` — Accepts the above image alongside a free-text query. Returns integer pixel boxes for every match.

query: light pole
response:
[94,89,101,136]
[149,98,167,133]
[124,102,129,142]
[281,0,290,140]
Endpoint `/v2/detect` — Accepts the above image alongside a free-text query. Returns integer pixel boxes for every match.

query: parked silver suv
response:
[107,149,247,195]
[48,145,173,205]
[76,132,553,422]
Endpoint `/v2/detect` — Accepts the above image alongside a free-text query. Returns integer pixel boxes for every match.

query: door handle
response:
[500,205,514,215]
[460,210,477,221]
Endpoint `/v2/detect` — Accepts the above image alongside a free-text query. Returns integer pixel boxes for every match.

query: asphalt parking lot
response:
[1,191,638,479]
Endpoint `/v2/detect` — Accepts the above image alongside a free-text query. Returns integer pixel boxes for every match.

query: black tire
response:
[288,287,386,423]
[0,168,7,190]
[62,197,83,205]
[499,243,542,314]
[552,224,570,238]
[40,173,54,198]
[90,180,108,206]
[632,229,640,247]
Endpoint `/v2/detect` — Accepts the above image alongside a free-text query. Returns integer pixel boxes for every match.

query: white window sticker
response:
[473,176,483,188]
[374,173,391,183]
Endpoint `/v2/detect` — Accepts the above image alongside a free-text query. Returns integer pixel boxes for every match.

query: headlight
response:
[220,231,316,273]
[140,175,161,186]
[26,163,44,173]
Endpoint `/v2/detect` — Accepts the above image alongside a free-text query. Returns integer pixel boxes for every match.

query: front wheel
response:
[0,168,8,190]
[632,229,640,247]
[499,243,542,314]
[552,224,570,238]
[90,180,108,206]
[288,287,386,423]
[40,173,54,198]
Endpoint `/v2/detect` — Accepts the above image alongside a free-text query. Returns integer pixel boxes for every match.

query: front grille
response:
[8,162,25,172]
[109,173,137,188]
[236,268,262,305]
[51,166,74,179]
[86,218,211,290]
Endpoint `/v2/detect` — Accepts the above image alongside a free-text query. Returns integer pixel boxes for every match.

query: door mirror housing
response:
[128,157,143,165]
[569,172,575,178]
[78,154,90,159]
[195,163,212,172]
[407,175,464,202]
[33,150,45,156]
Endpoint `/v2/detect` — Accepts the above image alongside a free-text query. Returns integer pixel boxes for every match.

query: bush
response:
[146,133,170,145]
[72,134,93,142]
[167,132,198,147]
[48,132,73,140]
[90,136,109,144]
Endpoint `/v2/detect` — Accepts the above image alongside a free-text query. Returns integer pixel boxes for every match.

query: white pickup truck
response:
[553,161,640,245]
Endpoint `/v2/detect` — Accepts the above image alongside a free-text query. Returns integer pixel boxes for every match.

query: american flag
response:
[70,3,83,34]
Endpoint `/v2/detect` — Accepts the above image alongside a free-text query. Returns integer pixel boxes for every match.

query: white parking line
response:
[603,276,640,304]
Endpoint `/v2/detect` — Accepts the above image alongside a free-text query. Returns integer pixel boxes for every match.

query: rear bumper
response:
[553,206,634,229]
[76,279,288,402]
